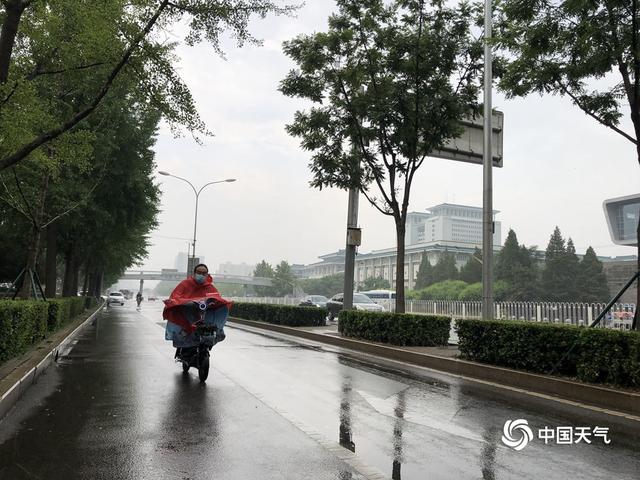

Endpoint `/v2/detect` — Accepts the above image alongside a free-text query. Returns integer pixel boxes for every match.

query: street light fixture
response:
[159,171,236,273]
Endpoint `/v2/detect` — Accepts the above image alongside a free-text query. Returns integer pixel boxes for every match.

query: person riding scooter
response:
[163,264,232,365]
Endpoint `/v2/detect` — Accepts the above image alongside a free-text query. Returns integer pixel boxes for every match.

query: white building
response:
[406,203,501,247]
[356,203,502,290]
[295,251,345,278]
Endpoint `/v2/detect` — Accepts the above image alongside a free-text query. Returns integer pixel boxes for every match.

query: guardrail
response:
[228,297,636,330]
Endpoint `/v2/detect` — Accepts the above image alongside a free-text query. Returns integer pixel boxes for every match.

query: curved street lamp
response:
[159,171,236,271]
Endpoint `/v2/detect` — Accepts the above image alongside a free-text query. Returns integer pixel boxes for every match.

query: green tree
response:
[272,260,295,297]
[361,276,390,290]
[432,252,458,284]
[459,248,482,284]
[424,280,468,300]
[578,247,610,302]
[280,0,483,312]
[414,251,434,290]
[541,227,574,301]
[565,238,581,300]
[0,0,297,172]
[253,260,276,296]
[494,0,640,323]
[495,229,539,300]
[299,273,344,297]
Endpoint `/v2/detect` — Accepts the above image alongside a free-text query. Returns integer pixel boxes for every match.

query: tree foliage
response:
[578,246,610,302]
[432,251,458,284]
[272,260,295,296]
[253,260,276,296]
[361,276,390,290]
[414,251,434,289]
[280,0,483,311]
[495,229,539,300]
[0,0,297,171]
[459,248,482,284]
[299,272,344,298]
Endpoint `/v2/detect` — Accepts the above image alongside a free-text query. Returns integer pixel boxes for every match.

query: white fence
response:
[230,297,636,331]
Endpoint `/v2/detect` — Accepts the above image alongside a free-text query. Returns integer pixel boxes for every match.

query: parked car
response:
[147,296,158,301]
[107,291,125,306]
[299,295,329,308]
[326,292,384,321]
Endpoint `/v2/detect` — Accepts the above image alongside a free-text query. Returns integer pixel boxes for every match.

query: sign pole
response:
[482,0,494,320]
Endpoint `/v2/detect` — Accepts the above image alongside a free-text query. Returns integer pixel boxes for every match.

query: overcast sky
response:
[140,0,640,274]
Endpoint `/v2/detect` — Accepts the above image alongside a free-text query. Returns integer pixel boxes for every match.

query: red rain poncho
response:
[163,275,232,334]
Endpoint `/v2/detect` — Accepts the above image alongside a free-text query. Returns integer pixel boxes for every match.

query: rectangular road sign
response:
[429,111,504,167]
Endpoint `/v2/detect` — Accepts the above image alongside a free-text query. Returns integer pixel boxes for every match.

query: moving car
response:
[325,292,384,321]
[107,291,125,306]
[299,295,329,308]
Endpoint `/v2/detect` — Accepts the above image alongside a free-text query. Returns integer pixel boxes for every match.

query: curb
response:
[228,317,640,419]
[0,303,104,421]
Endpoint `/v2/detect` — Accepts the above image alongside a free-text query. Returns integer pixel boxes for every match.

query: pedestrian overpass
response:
[119,269,273,292]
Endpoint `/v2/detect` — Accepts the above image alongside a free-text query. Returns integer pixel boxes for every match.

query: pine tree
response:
[432,251,458,283]
[565,238,581,299]
[460,248,482,284]
[495,229,539,300]
[541,227,572,301]
[578,247,610,302]
[414,251,434,289]
[495,230,520,281]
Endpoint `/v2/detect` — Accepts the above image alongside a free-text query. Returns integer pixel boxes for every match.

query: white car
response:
[107,292,125,306]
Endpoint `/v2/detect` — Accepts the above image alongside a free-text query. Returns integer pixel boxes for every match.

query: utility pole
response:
[343,188,361,310]
[481,0,494,320]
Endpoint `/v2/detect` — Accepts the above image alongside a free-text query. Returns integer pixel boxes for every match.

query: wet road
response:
[0,303,639,480]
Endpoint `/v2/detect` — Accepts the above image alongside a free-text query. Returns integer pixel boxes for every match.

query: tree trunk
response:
[81,260,90,295]
[395,220,406,313]
[0,0,26,84]
[16,172,49,298]
[94,270,104,298]
[71,259,80,295]
[44,223,58,297]
[634,217,639,330]
[62,250,75,297]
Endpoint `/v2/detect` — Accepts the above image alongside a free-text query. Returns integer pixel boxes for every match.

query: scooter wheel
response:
[198,355,210,382]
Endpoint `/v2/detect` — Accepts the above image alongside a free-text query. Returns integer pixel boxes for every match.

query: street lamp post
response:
[159,171,236,272]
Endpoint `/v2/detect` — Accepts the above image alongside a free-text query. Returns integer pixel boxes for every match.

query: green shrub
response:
[456,319,640,387]
[0,296,97,365]
[339,310,451,346]
[458,282,482,301]
[0,300,49,363]
[47,299,72,331]
[231,302,326,327]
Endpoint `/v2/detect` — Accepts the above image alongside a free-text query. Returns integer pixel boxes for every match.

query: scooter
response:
[173,299,224,382]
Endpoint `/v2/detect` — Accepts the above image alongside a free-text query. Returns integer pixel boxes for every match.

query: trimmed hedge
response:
[456,319,640,387]
[0,301,49,363]
[0,296,99,364]
[338,310,451,346]
[231,302,326,327]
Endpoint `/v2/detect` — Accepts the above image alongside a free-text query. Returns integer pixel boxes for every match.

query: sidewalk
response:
[228,317,640,420]
[0,305,102,420]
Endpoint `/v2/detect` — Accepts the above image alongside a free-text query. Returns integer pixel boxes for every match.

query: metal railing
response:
[229,296,636,330]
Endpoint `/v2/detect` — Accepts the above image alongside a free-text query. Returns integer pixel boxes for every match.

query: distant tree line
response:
[409,227,610,303]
